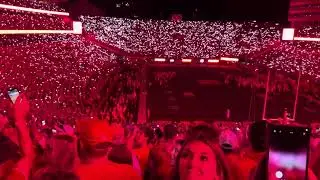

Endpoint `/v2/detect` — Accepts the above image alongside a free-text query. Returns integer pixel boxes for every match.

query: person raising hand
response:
[4,94,34,180]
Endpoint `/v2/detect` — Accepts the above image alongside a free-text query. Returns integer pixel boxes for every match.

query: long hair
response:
[50,135,78,171]
[172,133,232,180]
[32,135,79,180]
[248,121,267,152]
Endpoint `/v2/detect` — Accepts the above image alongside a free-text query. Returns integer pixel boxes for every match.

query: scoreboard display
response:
[147,65,259,122]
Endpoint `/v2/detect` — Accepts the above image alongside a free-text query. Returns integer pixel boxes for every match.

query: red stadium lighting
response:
[169,59,175,63]
[154,58,166,62]
[0,3,69,16]
[282,28,295,41]
[199,59,205,63]
[182,59,192,63]
[293,37,320,42]
[220,57,239,62]
[208,59,219,63]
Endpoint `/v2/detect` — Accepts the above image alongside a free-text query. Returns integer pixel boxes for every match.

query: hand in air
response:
[62,124,75,136]
[12,94,30,121]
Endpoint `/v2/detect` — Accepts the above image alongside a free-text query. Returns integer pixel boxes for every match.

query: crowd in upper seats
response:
[81,16,320,79]
[0,37,319,180]
[0,40,141,128]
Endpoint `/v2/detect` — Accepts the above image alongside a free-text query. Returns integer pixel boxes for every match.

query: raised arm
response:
[12,94,34,179]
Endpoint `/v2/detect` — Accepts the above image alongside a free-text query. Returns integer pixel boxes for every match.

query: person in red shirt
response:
[144,124,178,180]
[133,126,154,174]
[241,121,268,179]
[76,120,141,180]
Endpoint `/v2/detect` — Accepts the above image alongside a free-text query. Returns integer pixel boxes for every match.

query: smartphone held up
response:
[267,123,311,180]
[7,88,19,104]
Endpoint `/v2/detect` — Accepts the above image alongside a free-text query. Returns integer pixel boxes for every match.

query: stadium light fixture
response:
[208,59,219,63]
[220,57,239,62]
[282,28,295,41]
[154,58,166,62]
[282,28,320,42]
[73,21,82,34]
[182,58,192,63]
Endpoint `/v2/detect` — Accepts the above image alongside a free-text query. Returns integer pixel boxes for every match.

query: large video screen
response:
[147,65,319,123]
[147,65,264,121]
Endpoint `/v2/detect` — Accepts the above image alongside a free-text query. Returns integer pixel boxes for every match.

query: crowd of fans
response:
[0,9,72,30]
[0,38,141,128]
[0,0,67,12]
[1,100,320,180]
[81,16,320,79]
[81,16,280,58]
[0,1,319,180]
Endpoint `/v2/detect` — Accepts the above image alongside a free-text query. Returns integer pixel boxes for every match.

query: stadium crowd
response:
[0,1,320,180]
[0,36,319,179]
[1,98,320,180]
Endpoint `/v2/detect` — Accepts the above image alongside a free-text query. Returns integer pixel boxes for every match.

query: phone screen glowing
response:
[267,124,310,180]
[8,89,19,104]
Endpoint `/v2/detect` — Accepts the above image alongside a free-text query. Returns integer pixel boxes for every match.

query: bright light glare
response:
[0,30,75,35]
[154,58,166,62]
[0,3,69,16]
[199,59,204,63]
[169,59,175,63]
[275,171,283,179]
[208,59,219,63]
[73,21,82,34]
[282,28,295,41]
[220,57,239,62]
[182,59,192,63]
